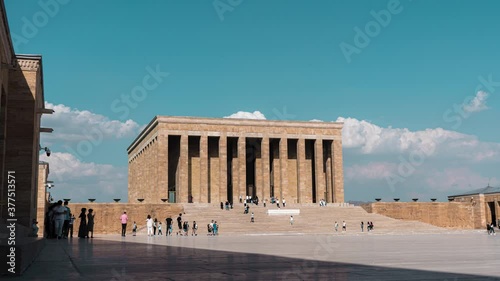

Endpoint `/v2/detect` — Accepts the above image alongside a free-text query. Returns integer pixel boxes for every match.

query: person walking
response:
[342,221,347,232]
[78,208,87,238]
[334,221,338,232]
[290,215,294,226]
[283,198,286,207]
[132,221,137,236]
[62,201,71,238]
[166,216,173,236]
[192,221,198,236]
[53,200,66,239]
[251,212,255,223]
[361,221,364,232]
[87,209,95,238]
[158,222,163,235]
[146,215,154,237]
[120,211,128,237]
[153,218,157,235]
[69,215,75,238]
[177,213,183,231]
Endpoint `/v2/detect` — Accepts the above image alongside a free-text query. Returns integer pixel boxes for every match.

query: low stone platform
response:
[7,232,500,280]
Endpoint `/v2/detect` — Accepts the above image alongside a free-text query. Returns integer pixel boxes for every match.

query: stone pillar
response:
[315,139,326,203]
[200,134,208,203]
[179,134,189,203]
[254,139,262,200]
[261,137,270,201]
[325,141,333,203]
[238,136,246,202]
[219,135,227,204]
[279,137,288,201]
[297,138,309,203]
[333,139,344,203]
[158,133,168,201]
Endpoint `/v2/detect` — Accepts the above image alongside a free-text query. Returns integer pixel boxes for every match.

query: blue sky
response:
[6,0,500,202]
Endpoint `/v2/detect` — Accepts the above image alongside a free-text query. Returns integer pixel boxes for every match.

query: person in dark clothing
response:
[78,208,87,238]
[166,217,173,236]
[177,213,182,230]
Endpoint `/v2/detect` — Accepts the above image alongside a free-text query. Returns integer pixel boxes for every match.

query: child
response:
[158,222,163,235]
[132,221,137,236]
[32,219,39,237]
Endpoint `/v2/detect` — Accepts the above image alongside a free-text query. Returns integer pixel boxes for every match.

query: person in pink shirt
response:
[120,211,128,237]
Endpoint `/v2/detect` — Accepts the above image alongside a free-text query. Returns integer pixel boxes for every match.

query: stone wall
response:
[67,203,183,235]
[360,202,475,229]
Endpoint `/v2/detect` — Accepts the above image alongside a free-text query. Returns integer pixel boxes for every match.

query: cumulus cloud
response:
[425,167,499,193]
[224,111,266,120]
[463,91,489,113]
[337,117,500,162]
[41,102,141,144]
[310,119,324,122]
[40,152,127,202]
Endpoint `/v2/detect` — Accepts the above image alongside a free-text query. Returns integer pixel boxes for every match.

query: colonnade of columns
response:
[163,134,344,204]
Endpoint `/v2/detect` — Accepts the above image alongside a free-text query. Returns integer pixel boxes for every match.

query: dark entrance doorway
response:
[246,138,260,198]
[488,202,497,226]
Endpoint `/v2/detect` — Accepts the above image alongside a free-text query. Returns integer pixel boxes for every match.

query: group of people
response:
[126,213,218,237]
[333,221,374,232]
[43,200,94,239]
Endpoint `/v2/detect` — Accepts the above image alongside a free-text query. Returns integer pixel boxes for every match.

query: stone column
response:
[158,133,168,202]
[279,137,288,201]
[238,136,246,202]
[333,139,344,203]
[200,134,208,203]
[325,141,333,203]
[261,136,270,201]
[315,139,326,203]
[179,134,189,203]
[219,135,227,204]
[297,138,309,203]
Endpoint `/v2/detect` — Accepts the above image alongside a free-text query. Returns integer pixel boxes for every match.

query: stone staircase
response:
[138,202,452,236]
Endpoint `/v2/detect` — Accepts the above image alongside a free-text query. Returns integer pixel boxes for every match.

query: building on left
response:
[0,0,52,230]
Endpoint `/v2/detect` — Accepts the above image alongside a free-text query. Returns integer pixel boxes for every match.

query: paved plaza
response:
[10,232,500,280]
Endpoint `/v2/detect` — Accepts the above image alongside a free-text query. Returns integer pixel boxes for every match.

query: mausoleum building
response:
[127,116,344,204]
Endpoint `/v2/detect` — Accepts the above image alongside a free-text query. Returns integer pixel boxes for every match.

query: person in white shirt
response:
[290,215,294,225]
[282,198,286,207]
[53,200,67,239]
[146,215,154,236]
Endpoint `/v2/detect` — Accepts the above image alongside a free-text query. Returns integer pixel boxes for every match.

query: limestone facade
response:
[0,1,50,228]
[128,116,344,204]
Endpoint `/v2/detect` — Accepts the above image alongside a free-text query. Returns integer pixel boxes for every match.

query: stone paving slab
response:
[6,232,500,280]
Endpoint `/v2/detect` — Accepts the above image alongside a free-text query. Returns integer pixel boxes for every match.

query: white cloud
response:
[310,119,324,122]
[463,91,489,113]
[425,167,499,193]
[337,116,500,162]
[345,162,398,181]
[224,111,266,120]
[40,152,127,202]
[41,102,141,144]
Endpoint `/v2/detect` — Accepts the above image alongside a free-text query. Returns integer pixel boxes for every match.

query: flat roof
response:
[127,115,343,153]
[448,185,500,198]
